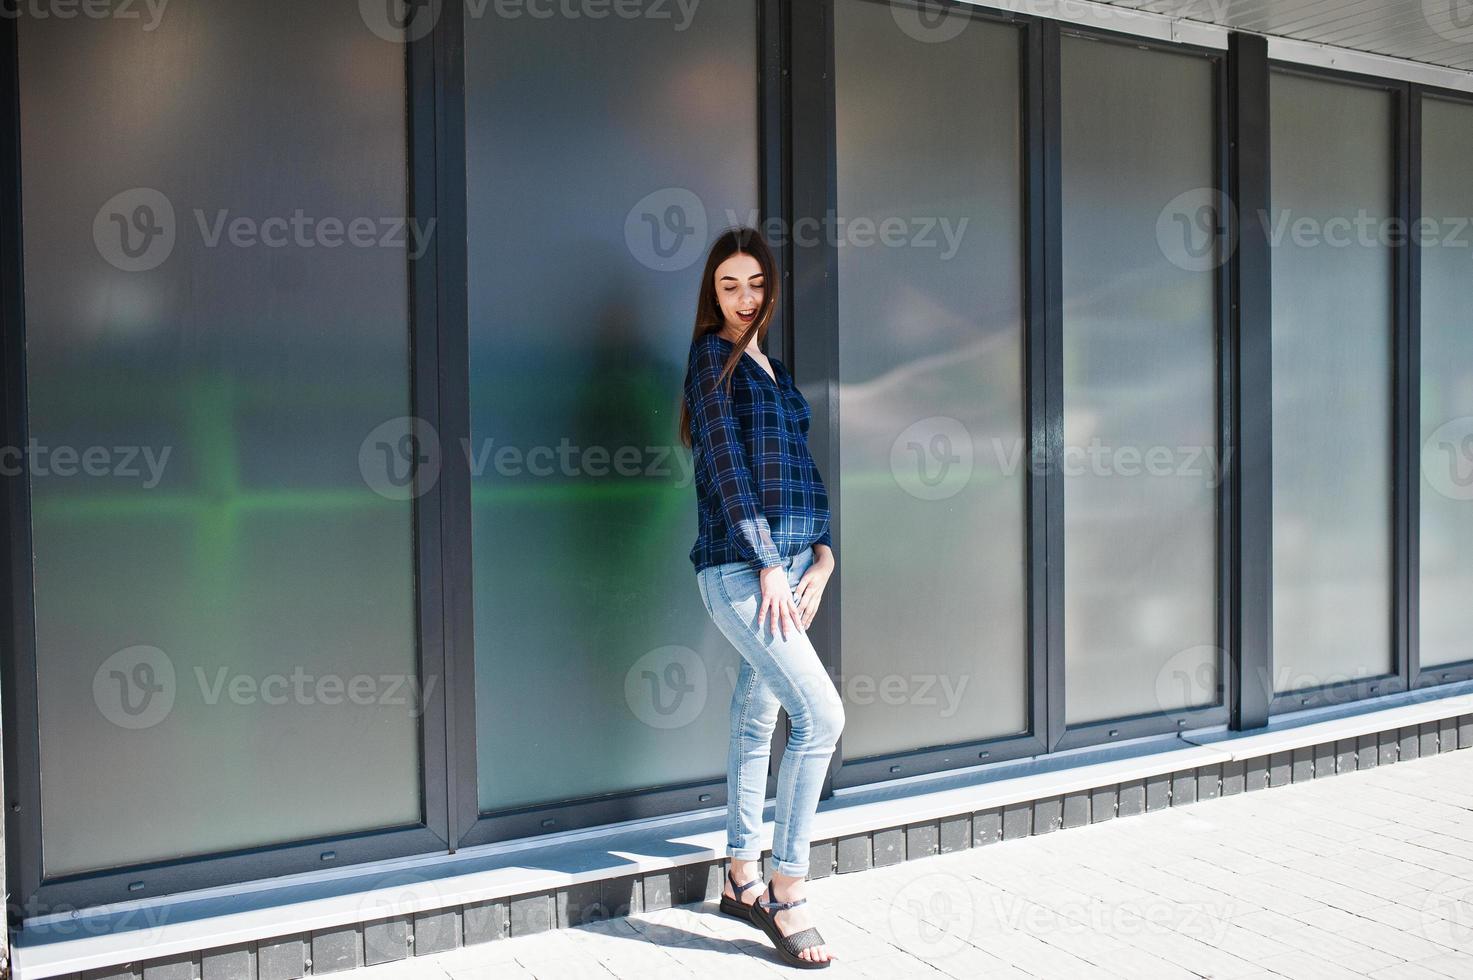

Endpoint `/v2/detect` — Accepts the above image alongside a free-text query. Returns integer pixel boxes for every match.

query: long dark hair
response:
[678,226,780,449]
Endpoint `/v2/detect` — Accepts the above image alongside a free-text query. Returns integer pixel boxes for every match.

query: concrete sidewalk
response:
[335,746,1473,978]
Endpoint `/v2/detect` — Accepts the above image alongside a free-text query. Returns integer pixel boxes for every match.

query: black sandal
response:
[750,881,832,969]
[718,864,762,926]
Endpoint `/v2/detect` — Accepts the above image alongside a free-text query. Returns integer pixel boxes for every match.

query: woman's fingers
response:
[780,593,797,639]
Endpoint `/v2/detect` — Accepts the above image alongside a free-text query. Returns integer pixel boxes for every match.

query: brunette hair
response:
[677,226,780,449]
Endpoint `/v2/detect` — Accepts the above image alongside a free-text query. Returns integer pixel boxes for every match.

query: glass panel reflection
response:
[1270,71,1394,692]
[20,3,420,875]
[835,0,1028,758]
[1418,96,1473,669]
[1060,37,1219,725]
[465,4,760,810]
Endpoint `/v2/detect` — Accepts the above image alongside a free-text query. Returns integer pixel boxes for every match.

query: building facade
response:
[2,0,1473,976]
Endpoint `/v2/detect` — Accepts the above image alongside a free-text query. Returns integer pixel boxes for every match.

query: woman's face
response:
[712,252,764,338]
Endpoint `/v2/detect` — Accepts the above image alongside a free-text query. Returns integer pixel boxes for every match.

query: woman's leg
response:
[703,549,844,962]
[727,654,781,865]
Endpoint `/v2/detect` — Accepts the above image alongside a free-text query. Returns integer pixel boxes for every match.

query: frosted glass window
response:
[1270,71,1395,692]
[1060,37,1219,725]
[19,5,420,875]
[834,0,1028,758]
[1418,96,1473,669]
[465,5,759,810]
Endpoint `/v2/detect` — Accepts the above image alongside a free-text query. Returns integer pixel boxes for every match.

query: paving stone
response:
[1420,721,1439,758]
[599,876,641,919]
[1197,765,1221,801]
[1292,746,1314,782]
[256,935,306,980]
[905,820,939,860]
[873,827,904,866]
[142,956,197,980]
[1033,795,1062,834]
[808,840,835,879]
[1269,751,1292,786]
[361,917,408,966]
[83,970,141,980]
[1334,739,1357,774]
[1221,760,1246,796]
[1245,755,1270,790]
[309,929,361,975]
[1399,725,1420,762]
[1358,733,1379,770]
[938,815,970,853]
[1171,768,1197,805]
[1061,791,1090,828]
[1378,729,1398,766]
[836,834,871,873]
[462,901,508,945]
[1002,801,1032,838]
[200,946,252,980]
[1117,779,1146,816]
[1146,773,1171,810]
[1439,717,1458,754]
[641,871,673,911]
[412,908,461,955]
[972,808,1001,846]
[508,892,553,937]
[1310,741,1335,779]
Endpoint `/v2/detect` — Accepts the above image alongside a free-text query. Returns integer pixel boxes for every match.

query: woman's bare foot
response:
[767,872,835,965]
[723,858,763,908]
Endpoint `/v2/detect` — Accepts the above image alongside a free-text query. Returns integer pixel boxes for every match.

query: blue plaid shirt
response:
[685,333,832,572]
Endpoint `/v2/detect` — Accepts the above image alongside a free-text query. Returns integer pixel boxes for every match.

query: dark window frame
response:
[0,5,458,915]
[1046,21,1234,753]
[1406,83,1473,692]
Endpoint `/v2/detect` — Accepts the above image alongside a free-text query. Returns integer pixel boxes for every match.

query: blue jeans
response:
[695,545,845,878]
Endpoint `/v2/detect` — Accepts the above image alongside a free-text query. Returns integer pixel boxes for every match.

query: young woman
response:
[679,227,844,968]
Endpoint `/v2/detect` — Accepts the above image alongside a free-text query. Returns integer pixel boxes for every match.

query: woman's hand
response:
[793,546,834,631]
[758,564,802,640]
